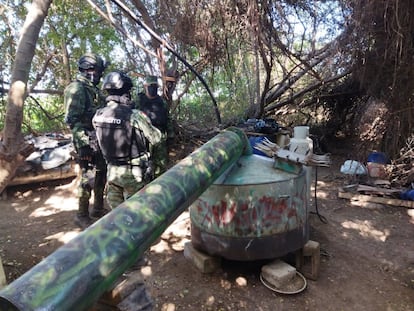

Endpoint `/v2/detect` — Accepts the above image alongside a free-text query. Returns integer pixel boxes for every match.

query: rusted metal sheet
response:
[0,127,251,311]
[190,154,308,260]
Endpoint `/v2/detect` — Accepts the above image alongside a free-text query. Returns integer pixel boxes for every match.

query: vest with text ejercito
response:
[94,104,146,164]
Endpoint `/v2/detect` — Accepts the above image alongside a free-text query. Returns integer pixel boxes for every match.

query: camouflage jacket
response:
[130,108,162,148]
[64,75,105,149]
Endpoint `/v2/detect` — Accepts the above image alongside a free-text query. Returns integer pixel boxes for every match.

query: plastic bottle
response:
[367,151,389,164]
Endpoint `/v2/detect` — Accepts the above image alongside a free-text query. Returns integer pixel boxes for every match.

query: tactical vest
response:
[94,104,147,165]
[138,93,168,132]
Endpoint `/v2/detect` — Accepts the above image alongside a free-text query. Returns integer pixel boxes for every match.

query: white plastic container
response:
[289,126,313,155]
[293,126,309,139]
[289,126,313,209]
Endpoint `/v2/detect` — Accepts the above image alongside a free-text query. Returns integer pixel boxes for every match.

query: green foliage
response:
[0,94,66,135]
[175,89,217,127]
[175,70,252,127]
[22,95,66,135]
[214,80,251,124]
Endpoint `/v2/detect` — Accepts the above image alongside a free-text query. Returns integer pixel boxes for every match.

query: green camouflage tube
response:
[0,127,251,311]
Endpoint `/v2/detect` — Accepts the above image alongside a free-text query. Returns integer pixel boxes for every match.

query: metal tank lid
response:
[214,154,304,186]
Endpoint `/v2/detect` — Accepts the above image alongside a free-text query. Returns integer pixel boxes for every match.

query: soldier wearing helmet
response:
[64,52,109,229]
[136,75,174,178]
[93,71,162,209]
[78,53,107,85]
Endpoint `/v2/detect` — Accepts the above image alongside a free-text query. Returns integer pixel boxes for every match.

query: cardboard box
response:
[367,162,387,179]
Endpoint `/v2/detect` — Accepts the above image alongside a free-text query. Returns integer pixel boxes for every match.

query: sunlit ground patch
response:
[341,220,390,242]
[43,230,80,244]
[29,195,77,217]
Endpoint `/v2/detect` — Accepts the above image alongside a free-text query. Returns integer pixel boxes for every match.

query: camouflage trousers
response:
[151,136,168,178]
[106,164,147,209]
[78,152,107,216]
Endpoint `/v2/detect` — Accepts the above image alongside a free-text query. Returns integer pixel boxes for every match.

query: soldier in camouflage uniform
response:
[136,75,174,178]
[93,71,162,209]
[64,53,108,229]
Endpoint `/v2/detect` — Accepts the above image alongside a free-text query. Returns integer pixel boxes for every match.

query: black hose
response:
[310,166,328,224]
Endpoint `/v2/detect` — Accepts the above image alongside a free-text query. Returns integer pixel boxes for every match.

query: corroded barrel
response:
[190,155,308,261]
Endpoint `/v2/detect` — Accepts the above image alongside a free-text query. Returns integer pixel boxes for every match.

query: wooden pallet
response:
[338,188,414,209]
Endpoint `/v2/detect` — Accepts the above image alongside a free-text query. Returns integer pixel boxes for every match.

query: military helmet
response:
[78,53,106,73]
[102,71,133,93]
[144,75,158,85]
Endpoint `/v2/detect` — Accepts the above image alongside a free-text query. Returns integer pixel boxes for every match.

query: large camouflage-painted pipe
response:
[0,127,251,311]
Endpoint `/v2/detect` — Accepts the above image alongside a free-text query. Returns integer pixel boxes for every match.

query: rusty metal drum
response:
[190,154,309,261]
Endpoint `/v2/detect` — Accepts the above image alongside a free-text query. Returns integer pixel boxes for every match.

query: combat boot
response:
[74,214,93,229]
[90,207,109,218]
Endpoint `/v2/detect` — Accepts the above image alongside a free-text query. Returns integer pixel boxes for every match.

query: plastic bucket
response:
[367,152,388,164]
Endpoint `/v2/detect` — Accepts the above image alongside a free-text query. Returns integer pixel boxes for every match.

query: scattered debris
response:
[253,137,331,167]
[338,177,414,208]
[337,138,414,207]
[10,133,76,187]
[340,160,368,175]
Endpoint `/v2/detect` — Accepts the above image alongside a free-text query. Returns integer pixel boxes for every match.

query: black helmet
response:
[78,53,106,73]
[102,71,133,94]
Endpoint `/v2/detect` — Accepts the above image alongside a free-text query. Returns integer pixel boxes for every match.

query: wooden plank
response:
[8,162,77,186]
[356,184,401,195]
[275,149,309,164]
[338,190,414,209]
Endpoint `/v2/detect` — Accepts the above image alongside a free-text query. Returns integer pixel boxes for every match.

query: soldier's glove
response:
[144,160,155,182]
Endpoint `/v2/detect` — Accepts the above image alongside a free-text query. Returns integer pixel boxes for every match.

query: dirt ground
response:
[0,140,413,311]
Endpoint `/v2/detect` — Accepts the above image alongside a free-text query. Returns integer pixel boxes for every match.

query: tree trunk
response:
[0,0,52,193]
